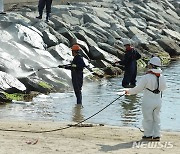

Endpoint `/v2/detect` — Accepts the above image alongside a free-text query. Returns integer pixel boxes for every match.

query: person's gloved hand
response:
[71,64,77,68]
[125,90,130,95]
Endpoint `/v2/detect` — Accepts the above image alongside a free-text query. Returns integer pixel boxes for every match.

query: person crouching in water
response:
[59,44,86,105]
[125,57,167,141]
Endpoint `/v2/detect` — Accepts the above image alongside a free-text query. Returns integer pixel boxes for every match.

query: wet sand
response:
[0,120,179,154]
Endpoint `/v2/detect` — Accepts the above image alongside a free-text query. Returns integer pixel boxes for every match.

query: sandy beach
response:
[0,120,179,154]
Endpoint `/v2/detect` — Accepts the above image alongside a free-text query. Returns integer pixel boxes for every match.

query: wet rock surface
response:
[0,0,180,101]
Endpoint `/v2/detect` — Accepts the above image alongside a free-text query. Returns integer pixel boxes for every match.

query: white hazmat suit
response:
[128,67,166,137]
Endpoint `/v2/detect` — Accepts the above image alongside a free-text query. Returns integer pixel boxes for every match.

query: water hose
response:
[0,94,125,133]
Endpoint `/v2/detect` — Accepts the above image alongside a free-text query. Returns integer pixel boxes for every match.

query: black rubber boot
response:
[46,13,50,22]
[36,15,42,19]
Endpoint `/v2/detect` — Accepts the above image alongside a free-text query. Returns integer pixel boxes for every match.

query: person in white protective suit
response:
[125,57,166,141]
[0,0,6,14]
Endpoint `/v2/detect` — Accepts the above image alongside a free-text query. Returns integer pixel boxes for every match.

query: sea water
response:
[0,60,179,131]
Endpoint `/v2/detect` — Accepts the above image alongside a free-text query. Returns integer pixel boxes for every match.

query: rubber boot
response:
[36,12,42,19]
[46,13,50,22]
[36,15,42,19]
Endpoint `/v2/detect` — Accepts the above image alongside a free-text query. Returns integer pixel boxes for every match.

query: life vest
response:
[146,71,161,94]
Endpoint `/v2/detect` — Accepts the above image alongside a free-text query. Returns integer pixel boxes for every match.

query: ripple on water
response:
[0,61,180,131]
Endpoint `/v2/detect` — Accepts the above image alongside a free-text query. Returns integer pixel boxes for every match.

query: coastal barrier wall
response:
[4,0,91,10]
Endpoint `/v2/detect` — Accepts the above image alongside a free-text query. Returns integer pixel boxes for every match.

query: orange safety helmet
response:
[71,44,81,51]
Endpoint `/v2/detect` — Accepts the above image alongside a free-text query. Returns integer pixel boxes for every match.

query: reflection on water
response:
[0,61,180,131]
[72,105,84,122]
[121,95,141,125]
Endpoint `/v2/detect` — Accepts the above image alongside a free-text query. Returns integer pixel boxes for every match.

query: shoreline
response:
[1,117,180,132]
[0,120,179,154]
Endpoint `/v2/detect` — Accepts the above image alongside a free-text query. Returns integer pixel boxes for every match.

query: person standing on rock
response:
[124,57,167,141]
[58,44,86,105]
[114,39,141,88]
[0,0,6,14]
[36,0,52,22]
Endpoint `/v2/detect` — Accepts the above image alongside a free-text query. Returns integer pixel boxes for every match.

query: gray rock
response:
[124,7,136,17]
[0,71,26,92]
[166,23,180,33]
[33,21,49,32]
[89,46,117,63]
[49,27,70,46]
[115,29,128,38]
[0,48,22,73]
[84,23,115,44]
[34,48,58,62]
[6,23,46,50]
[138,41,168,57]
[165,7,180,19]
[83,13,110,28]
[42,30,59,48]
[73,26,100,43]
[162,0,176,11]
[137,12,164,25]
[124,18,147,29]
[133,4,156,17]
[110,23,128,33]
[127,26,152,44]
[58,27,77,45]
[119,7,132,18]
[147,1,164,12]
[0,12,31,26]
[157,37,180,56]
[158,11,180,26]
[162,29,180,41]
[145,29,158,40]
[67,39,90,61]
[74,30,98,47]
[89,8,115,24]
[61,14,81,26]
[50,15,70,30]
[0,30,13,42]
[98,42,124,58]
[48,43,72,62]
[114,11,126,19]
[107,29,121,39]
[69,9,85,19]
[85,27,108,43]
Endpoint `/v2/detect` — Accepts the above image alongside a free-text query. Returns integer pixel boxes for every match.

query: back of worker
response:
[125,57,167,141]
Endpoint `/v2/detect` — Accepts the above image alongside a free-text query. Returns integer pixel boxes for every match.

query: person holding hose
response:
[125,57,167,141]
[59,44,86,105]
[114,39,141,88]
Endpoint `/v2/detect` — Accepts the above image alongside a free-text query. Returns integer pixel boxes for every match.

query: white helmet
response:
[149,57,161,67]
[122,38,131,46]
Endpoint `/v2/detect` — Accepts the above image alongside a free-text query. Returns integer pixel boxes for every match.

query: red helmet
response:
[71,44,80,51]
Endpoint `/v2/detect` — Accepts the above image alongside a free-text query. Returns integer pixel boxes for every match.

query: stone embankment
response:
[0,0,179,101]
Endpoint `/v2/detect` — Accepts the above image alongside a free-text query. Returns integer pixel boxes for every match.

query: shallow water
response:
[0,60,179,131]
